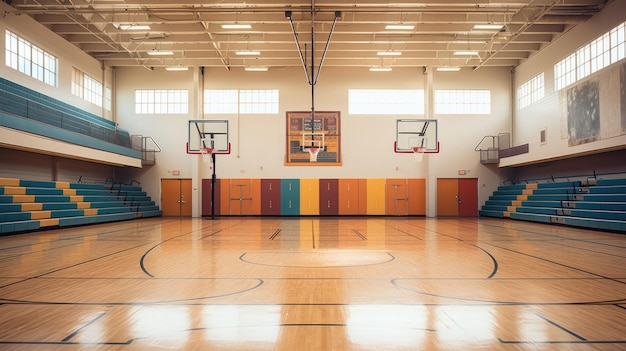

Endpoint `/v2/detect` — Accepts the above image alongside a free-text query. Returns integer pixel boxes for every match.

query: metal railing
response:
[475,133,510,164]
[131,135,161,165]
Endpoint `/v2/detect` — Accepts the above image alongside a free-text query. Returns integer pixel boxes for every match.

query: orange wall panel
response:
[385,178,408,215]
[358,179,367,214]
[339,179,360,215]
[230,179,254,215]
[408,178,426,215]
[251,178,261,215]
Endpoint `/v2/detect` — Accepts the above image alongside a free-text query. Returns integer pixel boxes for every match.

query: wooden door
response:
[161,179,192,217]
[281,179,300,215]
[261,179,281,215]
[459,178,478,216]
[319,179,339,215]
[437,178,459,216]
[437,178,478,217]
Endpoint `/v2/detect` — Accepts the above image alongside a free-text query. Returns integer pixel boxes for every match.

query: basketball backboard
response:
[186,119,230,154]
[394,119,439,153]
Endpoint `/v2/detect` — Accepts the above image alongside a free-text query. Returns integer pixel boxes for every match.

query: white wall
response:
[115,65,511,216]
[507,0,626,167]
[0,9,110,119]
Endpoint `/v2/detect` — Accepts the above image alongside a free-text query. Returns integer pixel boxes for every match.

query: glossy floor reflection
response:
[0,217,625,350]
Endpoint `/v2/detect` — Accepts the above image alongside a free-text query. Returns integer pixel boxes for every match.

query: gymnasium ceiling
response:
[4,0,614,71]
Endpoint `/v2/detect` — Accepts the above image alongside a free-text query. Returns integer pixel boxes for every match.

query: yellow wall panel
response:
[300,179,319,215]
[366,179,386,215]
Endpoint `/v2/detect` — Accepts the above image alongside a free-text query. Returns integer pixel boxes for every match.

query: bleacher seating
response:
[480,177,626,232]
[0,178,161,234]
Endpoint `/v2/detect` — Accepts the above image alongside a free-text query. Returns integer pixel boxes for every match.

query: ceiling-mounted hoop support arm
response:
[286,11,312,85]
[286,4,341,148]
[285,8,340,86]
[314,11,340,84]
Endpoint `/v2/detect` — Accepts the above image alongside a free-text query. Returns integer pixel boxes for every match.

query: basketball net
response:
[412,146,426,162]
[200,148,214,163]
[308,147,319,162]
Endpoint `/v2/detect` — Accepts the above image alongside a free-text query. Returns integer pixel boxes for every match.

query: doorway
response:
[161,179,192,217]
[436,178,478,217]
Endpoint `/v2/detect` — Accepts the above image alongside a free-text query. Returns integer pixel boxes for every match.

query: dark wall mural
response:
[567,78,600,146]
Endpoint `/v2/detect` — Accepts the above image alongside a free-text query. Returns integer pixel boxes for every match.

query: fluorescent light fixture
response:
[454,51,479,56]
[385,24,415,30]
[236,51,261,56]
[245,67,269,71]
[120,25,151,30]
[165,66,189,71]
[222,24,252,29]
[473,24,504,30]
[369,67,392,72]
[147,50,174,56]
[377,51,402,56]
[114,23,151,30]
[437,67,461,72]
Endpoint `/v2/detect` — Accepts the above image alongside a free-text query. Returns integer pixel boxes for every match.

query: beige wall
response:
[0,11,110,119]
[509,0,626,167]
[115,65,511,216]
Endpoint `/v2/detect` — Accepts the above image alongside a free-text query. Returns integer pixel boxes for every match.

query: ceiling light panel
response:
[222,24,252,29]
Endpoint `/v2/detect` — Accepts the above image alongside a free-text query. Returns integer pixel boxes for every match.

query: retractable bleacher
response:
[0,178,161,234]
[480,177,626,232]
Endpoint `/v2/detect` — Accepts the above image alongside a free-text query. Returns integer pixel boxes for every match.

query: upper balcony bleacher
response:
[0,77,159,166]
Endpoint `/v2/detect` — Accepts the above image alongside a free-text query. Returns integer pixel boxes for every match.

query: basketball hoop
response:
[412,146,426,162]
[200,147,214,163]
[307,147,319,162]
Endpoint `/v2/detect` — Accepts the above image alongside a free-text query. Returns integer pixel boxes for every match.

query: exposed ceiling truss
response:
[3,0,613,70]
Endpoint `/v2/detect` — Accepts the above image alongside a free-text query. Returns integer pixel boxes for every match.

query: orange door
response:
[437,178,459,216]
[437,178,478,217]
[161,179,192,217]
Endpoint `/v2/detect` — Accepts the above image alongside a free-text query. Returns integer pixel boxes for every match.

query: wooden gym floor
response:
[0,217,625,350]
